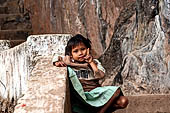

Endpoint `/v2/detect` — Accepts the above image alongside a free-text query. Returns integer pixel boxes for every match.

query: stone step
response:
[114,94,170,113]
[0,6,8,14]
[0,14,31,30]
[9,40,26,48]
[0,0,20,13]
[0,30,32,40]
[0,0,7,7]
[0,14,22,23]
[2,0,20,14]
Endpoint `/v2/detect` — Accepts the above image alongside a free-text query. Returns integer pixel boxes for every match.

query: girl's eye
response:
[81,48,85,51]
[73,50,78,53]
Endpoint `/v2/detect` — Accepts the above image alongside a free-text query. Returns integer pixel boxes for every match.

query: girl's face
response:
[71,43,88,62]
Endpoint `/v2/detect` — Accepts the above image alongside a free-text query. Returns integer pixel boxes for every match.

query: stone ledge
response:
[14,56,71,113]
[0,34,71,100]
[0,34,72,113]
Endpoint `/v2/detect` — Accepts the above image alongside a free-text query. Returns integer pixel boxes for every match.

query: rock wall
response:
[100,0,170,95]
[121,15,169,95]
[23,0,135,57]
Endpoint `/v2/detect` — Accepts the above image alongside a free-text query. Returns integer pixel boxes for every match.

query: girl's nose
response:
[78,50,83,55]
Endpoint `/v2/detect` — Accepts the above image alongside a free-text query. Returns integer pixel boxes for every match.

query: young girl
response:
[53,34,128,113]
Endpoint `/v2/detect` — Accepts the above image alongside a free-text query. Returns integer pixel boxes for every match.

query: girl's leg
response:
[97,89,121,113]
[107,96,128,113]
[113,96,129,109]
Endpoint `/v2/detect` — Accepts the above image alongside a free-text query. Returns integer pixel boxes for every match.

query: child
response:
[53,34,128,113]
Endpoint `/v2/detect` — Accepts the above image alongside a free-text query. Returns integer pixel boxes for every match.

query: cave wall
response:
[23,0,135,57]
[100,0,170,95]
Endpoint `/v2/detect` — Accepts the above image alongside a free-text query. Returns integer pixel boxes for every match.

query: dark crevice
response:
[0,97,17,113]
[78,0,88,38]
[99,2,136,77]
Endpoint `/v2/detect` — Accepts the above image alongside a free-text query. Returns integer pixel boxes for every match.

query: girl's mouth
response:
[79,57,84,60]
[78,56,85,60]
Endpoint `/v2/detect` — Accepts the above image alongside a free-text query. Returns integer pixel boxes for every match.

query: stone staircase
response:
[0,0,32,48]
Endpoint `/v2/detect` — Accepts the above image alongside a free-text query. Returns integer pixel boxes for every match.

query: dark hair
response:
[65,34,91,56]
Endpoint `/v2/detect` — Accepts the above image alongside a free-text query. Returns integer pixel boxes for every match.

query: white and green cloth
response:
[68,67,120,107]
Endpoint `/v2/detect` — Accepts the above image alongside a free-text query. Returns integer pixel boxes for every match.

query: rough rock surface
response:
[24,0,135,57]
[99,0,170,95]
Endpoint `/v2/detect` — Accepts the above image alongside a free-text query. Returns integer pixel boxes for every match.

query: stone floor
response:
[114,94,170,113]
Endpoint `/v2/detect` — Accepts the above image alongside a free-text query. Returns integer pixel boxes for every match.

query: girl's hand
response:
[63,55,72,65]
[54,61,66,67]
[84,48,93,63]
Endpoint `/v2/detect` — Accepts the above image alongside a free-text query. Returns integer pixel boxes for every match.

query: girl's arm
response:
[89,61,105,79]
[68,62,89,68]
[84,49,105,79]
[53,55,88,68]
[54,61,66,67]
[63,55,89,68]
[53,56,67,67]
